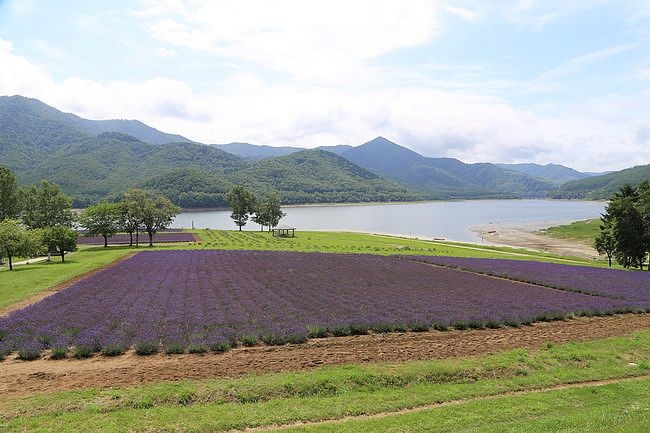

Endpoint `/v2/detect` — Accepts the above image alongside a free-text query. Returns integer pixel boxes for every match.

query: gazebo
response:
[271,225,296,237]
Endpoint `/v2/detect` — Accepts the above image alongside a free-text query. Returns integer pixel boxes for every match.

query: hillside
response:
[496,163,590,184]
[212,142,303,161]
[340,137,556,199]
[231,149,422,204]
[548,164,650,199]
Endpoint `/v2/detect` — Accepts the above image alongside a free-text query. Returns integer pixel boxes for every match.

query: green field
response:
[1,331,649,432]
[539,219,601,243]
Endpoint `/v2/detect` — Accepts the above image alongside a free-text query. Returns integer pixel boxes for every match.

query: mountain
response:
[314,145,353,155]
[548,164,650,199]
[139,167,233,208]
[0,95,192,148]
[231,149,422,204]
[495,163,590,184]
[339,137,556,199]
[212,142,303,161]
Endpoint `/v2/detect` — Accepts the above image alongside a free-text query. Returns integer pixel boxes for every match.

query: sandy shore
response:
[470,220,599,259]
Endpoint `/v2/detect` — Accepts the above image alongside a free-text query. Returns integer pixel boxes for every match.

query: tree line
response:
[595,181,650,270]
[0,166,179,271]
[226,186,286,231]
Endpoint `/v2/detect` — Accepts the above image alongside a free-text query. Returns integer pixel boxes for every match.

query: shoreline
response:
[470,220,599,259]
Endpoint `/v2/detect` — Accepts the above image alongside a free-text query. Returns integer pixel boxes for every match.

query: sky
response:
[0,0,649,172]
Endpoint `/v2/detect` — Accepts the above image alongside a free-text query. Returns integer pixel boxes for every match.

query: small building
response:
[271,225,296,237]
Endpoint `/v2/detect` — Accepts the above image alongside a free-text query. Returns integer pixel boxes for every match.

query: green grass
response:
[540,219,601,243]
[2,330,649,432]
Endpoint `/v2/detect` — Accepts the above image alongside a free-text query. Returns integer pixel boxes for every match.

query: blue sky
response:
[1,0,649,171]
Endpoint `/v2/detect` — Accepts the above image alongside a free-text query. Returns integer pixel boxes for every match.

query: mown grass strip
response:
[1,331,648,432]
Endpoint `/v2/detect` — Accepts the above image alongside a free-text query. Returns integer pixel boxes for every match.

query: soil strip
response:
[1,313,648,398]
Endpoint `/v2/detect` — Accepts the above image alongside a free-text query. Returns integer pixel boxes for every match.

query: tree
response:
[138,193,181,247]
[120,189,147,246]
[227,185,255,231]
[0,166,21,221]
[253,191,285,231]
[21,180,75,229]
[637,181,650,269]
[0,219,42,270]
[594,217,615,267]
[610,197,646,269]
[79,202,120,247]
[42,225,78,263]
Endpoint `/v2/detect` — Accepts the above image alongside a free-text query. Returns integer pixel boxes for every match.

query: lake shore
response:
[470,220,599,259]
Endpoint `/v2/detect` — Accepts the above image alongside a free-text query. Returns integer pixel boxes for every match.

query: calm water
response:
[172,200,605,243]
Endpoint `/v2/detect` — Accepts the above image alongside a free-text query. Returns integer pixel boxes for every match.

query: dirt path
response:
[232,373,650,432]
[1,313,648,398]
[471,222,599,259]
[0,252,136,317]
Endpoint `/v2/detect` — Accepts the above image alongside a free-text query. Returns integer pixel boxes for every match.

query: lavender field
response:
[0,251,646,359]
[77,232,197,245]
[405,256,650,303]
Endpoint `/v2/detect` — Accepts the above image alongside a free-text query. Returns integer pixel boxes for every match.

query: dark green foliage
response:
[17,346,41,361]
[329,325,351,337]
[139,168,232,208]
[134,341,159,356]
[239,335,258,347]
[42,225,78,262]
[164,342,186,355]
[187,343,209,354]
[0,165,21,221]
[79,202,120,247]
[21,180,75,229]
[72,346,93,359]
[227,185,255,230]
[50,347,68,360]
[307,325,327,338]
[252,191,285,230]
[209,342,231,353]
[0,219,43,270]
[101,344,126,357]
[549,164,650,199]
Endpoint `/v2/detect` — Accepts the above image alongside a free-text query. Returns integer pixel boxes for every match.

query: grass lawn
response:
[1,330,649,432]
[539,219,600,244]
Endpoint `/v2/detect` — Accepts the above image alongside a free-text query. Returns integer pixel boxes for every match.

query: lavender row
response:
[0,250,644,360]
[404,256,650,303]
[77,232,197,245]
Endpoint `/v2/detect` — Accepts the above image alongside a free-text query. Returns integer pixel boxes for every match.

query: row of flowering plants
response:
[403,256,650,303]
[1,250,646,360]
[76,232,197,245]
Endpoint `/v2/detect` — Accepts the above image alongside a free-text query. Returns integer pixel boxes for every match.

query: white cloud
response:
[538,44,638,81]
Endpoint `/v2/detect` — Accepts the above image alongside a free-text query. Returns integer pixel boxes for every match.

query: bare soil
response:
[471,222,599,259]
[1,313,648,398]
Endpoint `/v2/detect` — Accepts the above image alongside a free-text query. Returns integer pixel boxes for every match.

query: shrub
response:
[209,341,231,353]
[307,325,327,338]
[485,320,502,329]
[17,343,42,361]
[134,341,158,356]
[432,322,449,331]
[50,347,68,360]
[373,323,395,334]
[329,325,351,337]
[408,322,429,332]
[239,335,258,347]
[467,320,485,330]
[451,320,469,330]
[0,342,9,361]
[187,343,208,354]
[101,344,126,357]
[349,323,369,335]
[73,346,93,359]
[164,342,186,355]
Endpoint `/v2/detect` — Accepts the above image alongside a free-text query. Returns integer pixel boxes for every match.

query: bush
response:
[329,325,351,337]
[209,341,231,353]
[372,323,395,334]
[134,341,158,356]
[307,325,327,338]
[101,344,126,357]
[50,347,68,360]
[451,320,469,330]
[432,322,449,331]
[187,343,208,354]
[17,344,42,361]
[164,342,186,355]
[239,335,258,347]
[349,323,369,335]
[408,322,429,332]
[73,345,93,359]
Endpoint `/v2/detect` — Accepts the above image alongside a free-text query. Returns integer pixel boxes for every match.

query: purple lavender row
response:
[404,256,650,303]
[77,232,197,245]
[0,250,644,360]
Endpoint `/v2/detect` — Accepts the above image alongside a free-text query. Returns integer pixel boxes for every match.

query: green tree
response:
[137,192,181,247]
[0,166,21,221]
[120,189,147,246]
[21,180,75,229]
[0,219,42,270]
[610,197,646,269]
[227,185,255,231]
[253,191,285,231]
[79,202,121,247]
[594,214,616,267]
[42,225,78,263]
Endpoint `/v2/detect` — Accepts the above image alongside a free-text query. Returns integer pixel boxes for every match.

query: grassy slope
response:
[2,331,649,432]
[540,219,600,244]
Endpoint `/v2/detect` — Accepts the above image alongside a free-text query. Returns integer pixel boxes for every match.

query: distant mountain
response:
[548,164,650,199]
[495,163,590,184]
[231,149,422,204]
[314,145,353,155]
[212,142,303,161]
[0,95,192,150]
[339,137,556,199]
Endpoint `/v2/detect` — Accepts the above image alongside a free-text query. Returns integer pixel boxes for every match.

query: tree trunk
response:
[61,250,65,262]
[104,235,108,247]
[8,255,13,271]
[149,232,153,247]
[136,229,139,247]
[239,225,242,231]
[129,232,133,246]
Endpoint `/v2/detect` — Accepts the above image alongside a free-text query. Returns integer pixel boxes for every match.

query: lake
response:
[172,200,605,243]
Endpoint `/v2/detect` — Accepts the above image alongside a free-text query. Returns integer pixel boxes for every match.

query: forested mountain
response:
[212,142,303,161]
[231,149,422,204]
[495,163,590,184]
[339,137,556,199]
[548,164,650,199]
